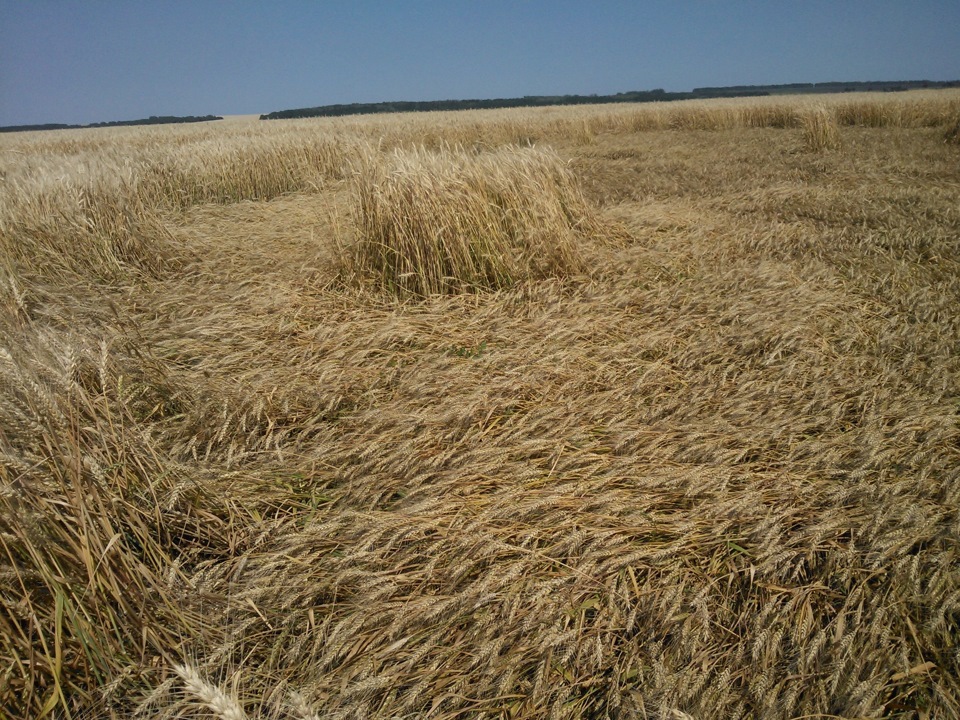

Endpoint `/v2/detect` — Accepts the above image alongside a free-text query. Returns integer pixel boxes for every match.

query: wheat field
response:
[1,90,959,719]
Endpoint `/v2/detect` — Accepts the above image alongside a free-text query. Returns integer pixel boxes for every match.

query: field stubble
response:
[1,91,959,719]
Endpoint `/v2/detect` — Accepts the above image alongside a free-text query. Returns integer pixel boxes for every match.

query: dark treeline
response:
[260,80,960,121]
[0,115,223,134]
[260,89,763,120]
[693,80,960,96]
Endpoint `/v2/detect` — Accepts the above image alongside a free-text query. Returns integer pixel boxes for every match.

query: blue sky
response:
[1,0,958,126]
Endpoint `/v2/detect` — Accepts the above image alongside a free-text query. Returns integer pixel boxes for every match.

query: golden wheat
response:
[1,90,959,719]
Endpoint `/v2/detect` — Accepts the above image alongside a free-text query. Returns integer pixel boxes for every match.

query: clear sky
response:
[1,0,958,126]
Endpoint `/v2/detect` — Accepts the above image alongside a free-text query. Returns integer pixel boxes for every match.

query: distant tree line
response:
[693,80,960,96]
[0,115,223,134]
[261,80,960,121]
[259,89,763,120]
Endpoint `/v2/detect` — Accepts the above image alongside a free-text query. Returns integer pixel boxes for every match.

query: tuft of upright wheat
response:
[800,106,843,151]
[945,114,960,144]
[343,144,600,296]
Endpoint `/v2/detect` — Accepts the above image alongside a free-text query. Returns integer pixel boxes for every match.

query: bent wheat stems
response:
[1,89,959,719]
